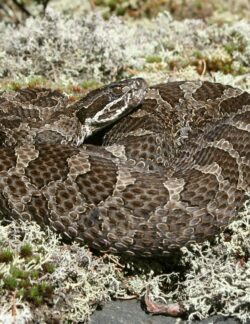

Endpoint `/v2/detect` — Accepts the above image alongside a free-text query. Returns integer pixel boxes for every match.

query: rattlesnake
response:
[0,78,249,257]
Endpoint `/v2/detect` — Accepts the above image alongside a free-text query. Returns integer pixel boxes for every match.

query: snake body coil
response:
[0,78,249,257]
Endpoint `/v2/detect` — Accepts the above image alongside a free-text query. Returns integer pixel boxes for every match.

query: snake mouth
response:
[75,77,148,130]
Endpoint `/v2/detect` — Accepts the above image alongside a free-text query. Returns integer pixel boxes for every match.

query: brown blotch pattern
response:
[155,82,186,107]
[195,146,239,185]
[6,175,28,197]
[0,148,16,172]
[104,111,163,145]
[25,144,79,188]
[33,91,65,108]
[180,169,219,208]
[233,110,250,124]
[192,81,232,102]
[54,183,79,214]
[122,134,166,163]
[16,88,40,103]
[76,155,117,205]
[241,164,250,188]
[219,92,250,115]
[205,124,250,157]
[26,195,50,226]
[120,174,169,219]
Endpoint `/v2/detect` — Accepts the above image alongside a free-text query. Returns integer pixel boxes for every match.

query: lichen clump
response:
[0,221,126,322]
[0,244,54,306]
[1,9,250,89]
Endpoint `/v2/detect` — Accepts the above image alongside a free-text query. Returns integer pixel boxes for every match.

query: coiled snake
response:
[0,78,249,257]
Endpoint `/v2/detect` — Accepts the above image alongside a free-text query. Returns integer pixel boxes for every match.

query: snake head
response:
[75,78,147,131]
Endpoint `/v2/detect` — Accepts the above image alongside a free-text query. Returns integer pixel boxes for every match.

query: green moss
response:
[116,5,126,16]
[224,42,237,54]
[19,279,30,289]
[80,80,101,90]
[194,0,203,10]
[26,282,54,306]
[27,286,43,305]
[39,282,52,294]
[1,265,55,305]
[193,51,203,59]
[107,0,117,11]
[3,276,18,290]
[42,262,55,274]
[1,263,55,306]
[6,81,22,91]
[27,76,47,87]
[20,243,33,258]
[0,248,14,263]
[16,288,25,299]
[30,270,40,280]
[145,55,162,63]
[238,65,247,74]
[10,266,29,280]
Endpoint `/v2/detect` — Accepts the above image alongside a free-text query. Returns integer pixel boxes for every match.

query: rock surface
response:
[90,300,247,324]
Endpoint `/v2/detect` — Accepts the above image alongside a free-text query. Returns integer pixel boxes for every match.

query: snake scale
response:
[0,78,249,257]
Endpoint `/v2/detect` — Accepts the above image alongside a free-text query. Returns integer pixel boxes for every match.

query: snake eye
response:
[110,86,123,96]
[122,86,131,93]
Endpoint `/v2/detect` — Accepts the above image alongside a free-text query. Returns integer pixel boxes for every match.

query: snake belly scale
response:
[0,78,249,257]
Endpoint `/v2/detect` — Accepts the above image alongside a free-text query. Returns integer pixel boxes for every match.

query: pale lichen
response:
[1,9,250,88]
[0,220,126,322]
